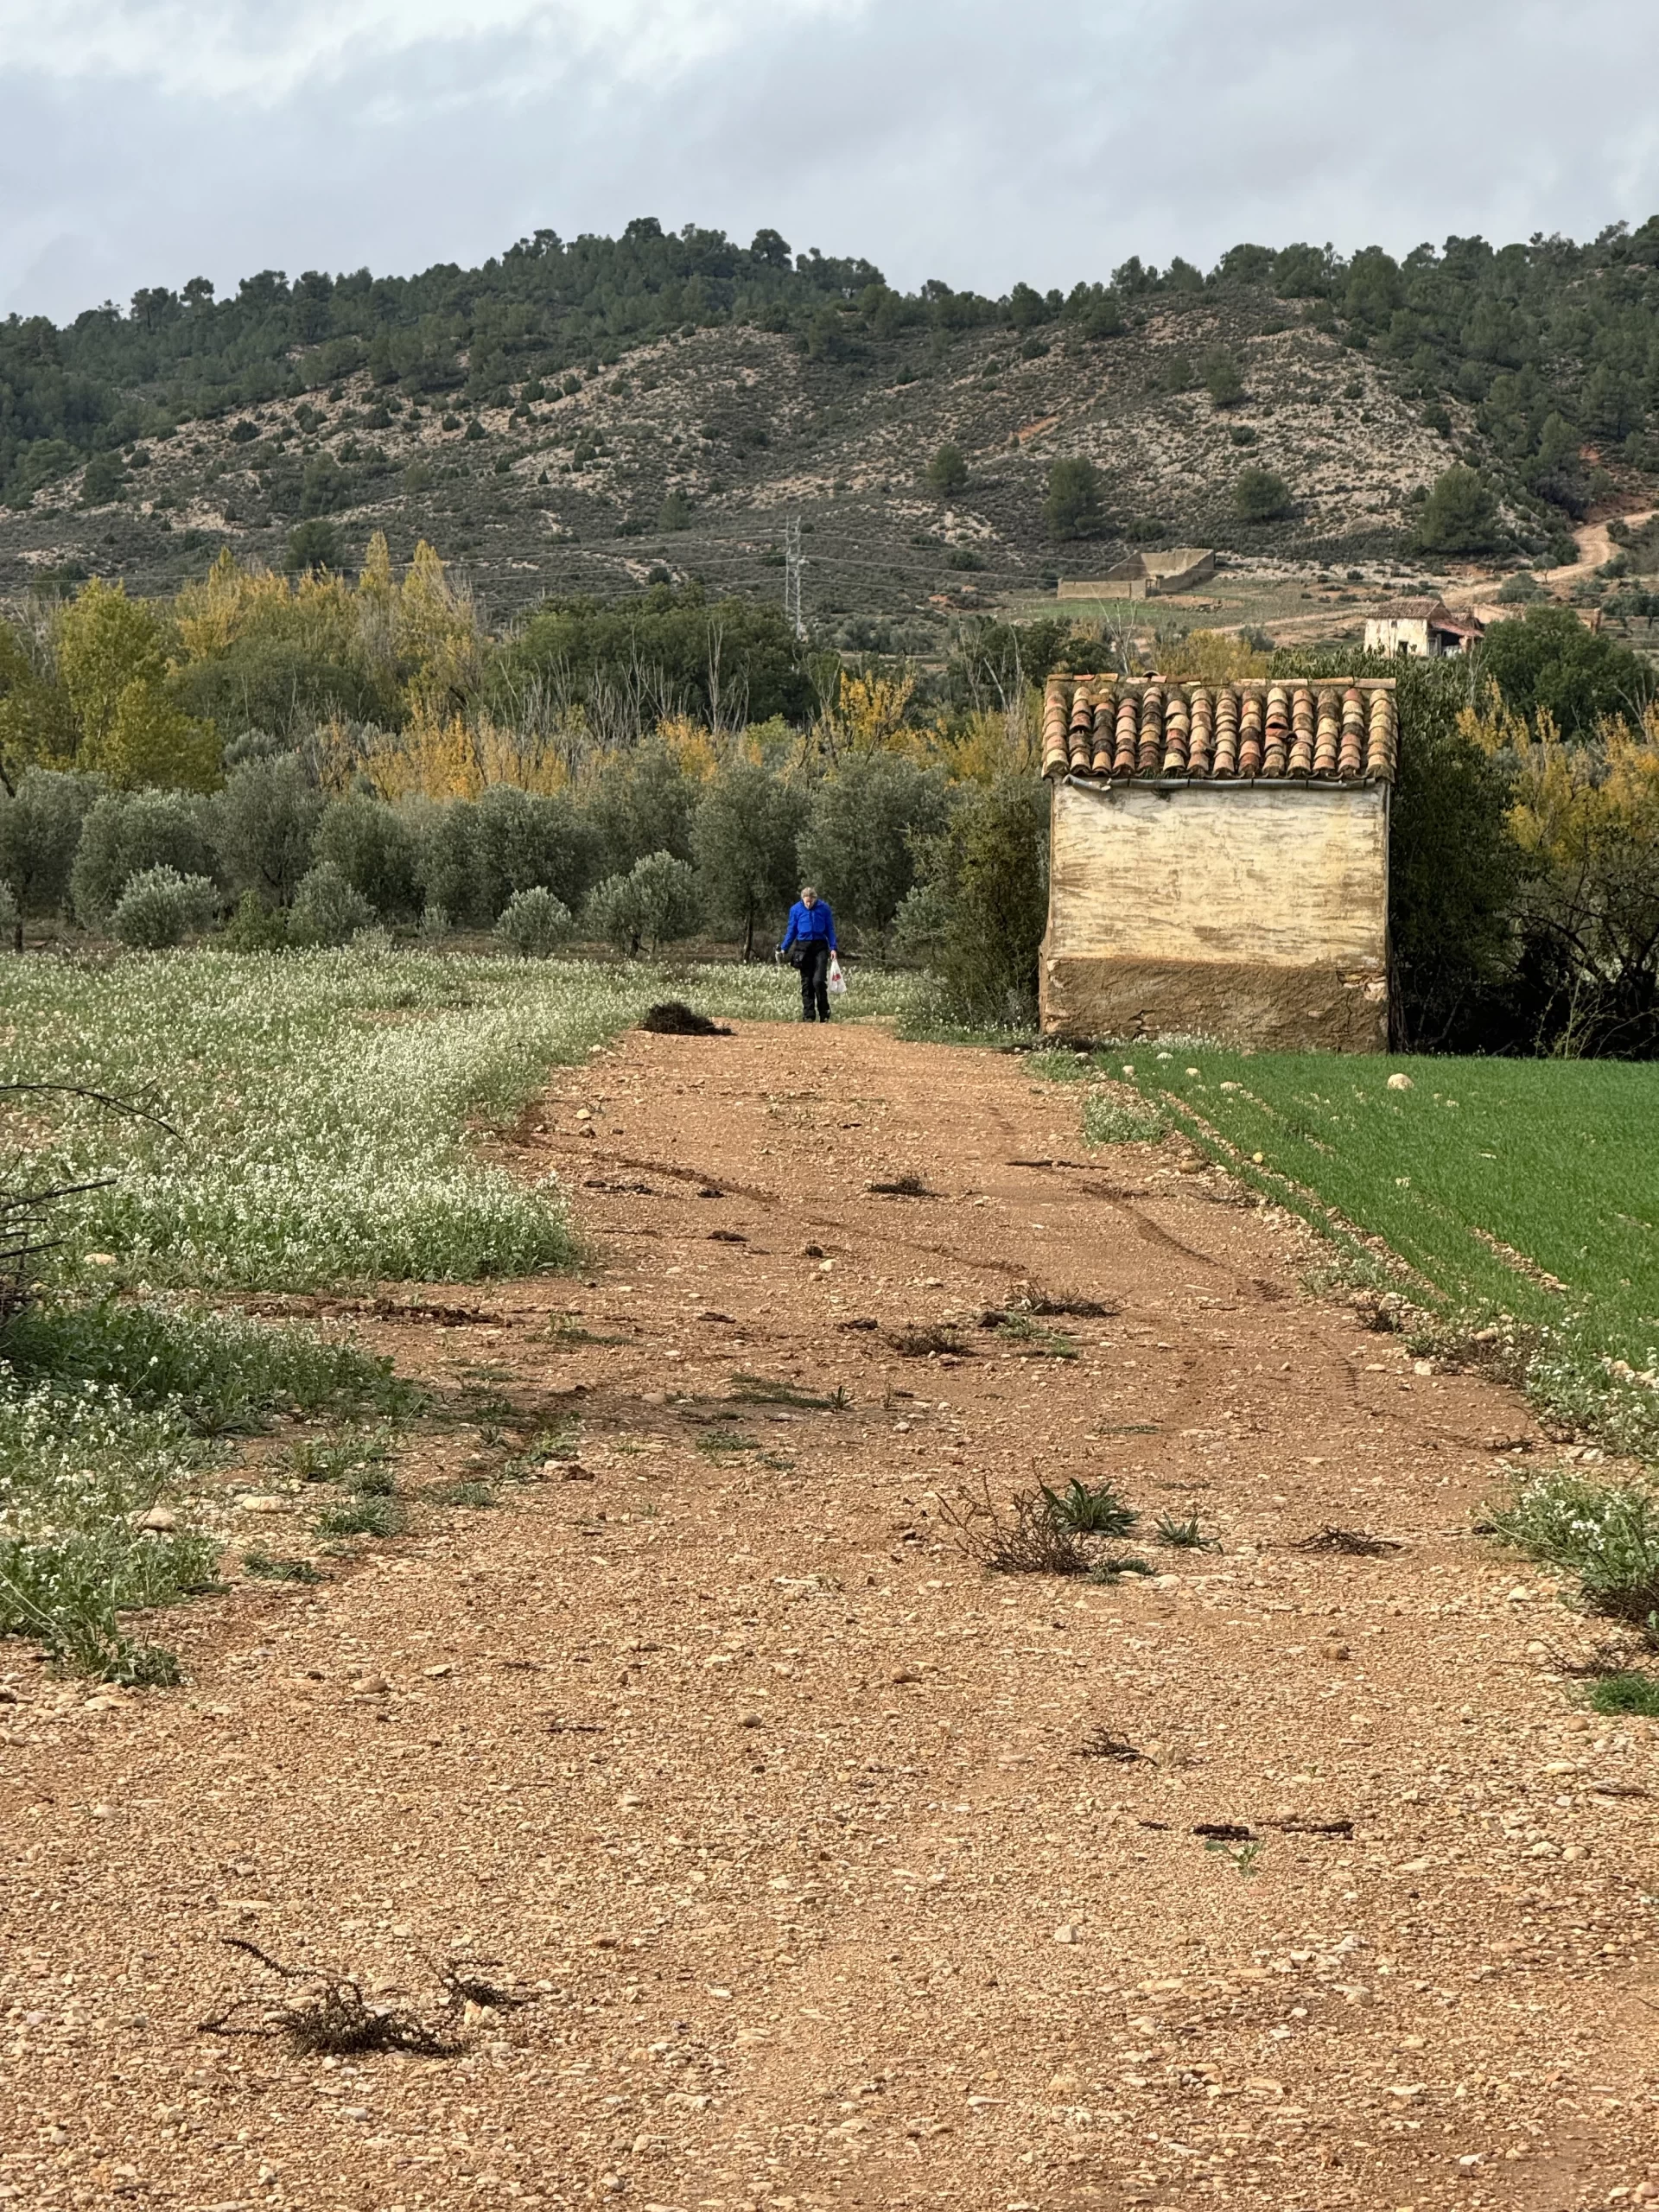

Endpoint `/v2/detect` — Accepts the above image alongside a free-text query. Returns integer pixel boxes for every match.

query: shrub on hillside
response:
[1202,347,1245,408]
[1044,457,1105,541]
[1233,466,1293,522]
[1496,570,1547,605]
[110,866,219,949]
[0,880,19,951]
[925,443,969,496]
[285,518,343,575]
[1412,462,1502,556]
[494,886,573,957]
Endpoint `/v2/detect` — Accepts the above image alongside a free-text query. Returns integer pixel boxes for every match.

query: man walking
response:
[779,884,838,1023]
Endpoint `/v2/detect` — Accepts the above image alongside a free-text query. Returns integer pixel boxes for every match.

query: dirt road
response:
[4,1024,1657,2211]
[1437,505,1658,615]
[1541,512,1656,592]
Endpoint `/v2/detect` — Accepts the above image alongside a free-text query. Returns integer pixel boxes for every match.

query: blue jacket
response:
[780,899,837,953]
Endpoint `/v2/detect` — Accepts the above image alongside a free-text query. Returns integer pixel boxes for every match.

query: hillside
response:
[6,219,1659,640]
[0,308,1497,643]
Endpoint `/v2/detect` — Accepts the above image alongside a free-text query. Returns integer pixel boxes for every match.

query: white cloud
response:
[3,0,1659,322]
[0,0,858,102]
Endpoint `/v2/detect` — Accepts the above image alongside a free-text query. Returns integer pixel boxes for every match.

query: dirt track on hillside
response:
[4,1022,1658,2212]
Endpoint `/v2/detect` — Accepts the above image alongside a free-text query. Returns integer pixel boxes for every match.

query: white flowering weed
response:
[0,1368,214,1672]
[1491,1466,1659,1628]
[1,949,918,1292]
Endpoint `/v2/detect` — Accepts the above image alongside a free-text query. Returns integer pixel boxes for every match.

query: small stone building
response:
[1058,549,1217,603]
[1039,676,1397,1052]
[1363,598,1483,658]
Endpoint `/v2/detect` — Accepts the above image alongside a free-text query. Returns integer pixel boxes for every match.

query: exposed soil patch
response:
[2,1023,1656,2208]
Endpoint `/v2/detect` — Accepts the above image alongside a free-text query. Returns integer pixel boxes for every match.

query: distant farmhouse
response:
[1039,677,1398,1052]
[1363,597,1484,658]
[1058,549,1217,603]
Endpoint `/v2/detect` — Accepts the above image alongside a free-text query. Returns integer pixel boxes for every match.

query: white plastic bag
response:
[827,955,847,995]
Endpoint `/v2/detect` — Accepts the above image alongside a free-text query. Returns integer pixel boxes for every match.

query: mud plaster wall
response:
[1040,780,1389,1052]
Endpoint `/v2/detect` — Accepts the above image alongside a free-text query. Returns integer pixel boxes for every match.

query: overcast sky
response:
[5,0,1659,324]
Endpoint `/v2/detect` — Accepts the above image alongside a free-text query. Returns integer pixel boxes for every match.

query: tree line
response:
[2,538,1656,1051]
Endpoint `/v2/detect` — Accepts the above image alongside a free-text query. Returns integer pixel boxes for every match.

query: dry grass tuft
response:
[884,1323,968,1358]
[198,1938,534,2056]
[1076,1725,1150,1763]
[868,1173,934,1198]
[1296,1524,1402,1556]
[938,1478,1090,1576]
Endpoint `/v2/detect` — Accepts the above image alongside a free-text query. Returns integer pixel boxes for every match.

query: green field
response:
[1053,1049,1659,1450]
[1122,1053,1658,1357]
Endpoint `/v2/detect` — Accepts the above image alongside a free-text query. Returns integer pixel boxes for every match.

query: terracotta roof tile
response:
[1370,597,1446,620]
[1039,677,1398,785]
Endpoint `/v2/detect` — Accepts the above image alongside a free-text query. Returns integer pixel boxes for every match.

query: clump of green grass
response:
[1088,1554,1155,1584]
[2,1297,412,1435]
[940,1481,1090,1576]
[883,1324,966,1358]
[105,1637,184,1686]
[291,1424,397,1485]
[0,1515,209,1681]
[728,1372,846,1409]
[0,1361,219,1676]
[1024,1050,1097,1085]
[547,1314,631,1347]
[991,1312,1078,1359]
[1491,1468,1659,1630]
[244,1549,323,1584]
[1588,1670,1659,1717]
[499,1422,580,1481]
[1042,1479,1139,1536]
[1083,1096,1166,1146]
[316,1492,403,1539]
[697,1427,761,1455]
[1154,1512,1215,1549]
[430,1480,497,1509]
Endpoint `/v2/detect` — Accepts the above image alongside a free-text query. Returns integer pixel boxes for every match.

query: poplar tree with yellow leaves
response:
[54,581,219,791]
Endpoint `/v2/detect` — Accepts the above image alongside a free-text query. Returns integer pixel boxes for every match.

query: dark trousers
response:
[798,940,831,1021]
